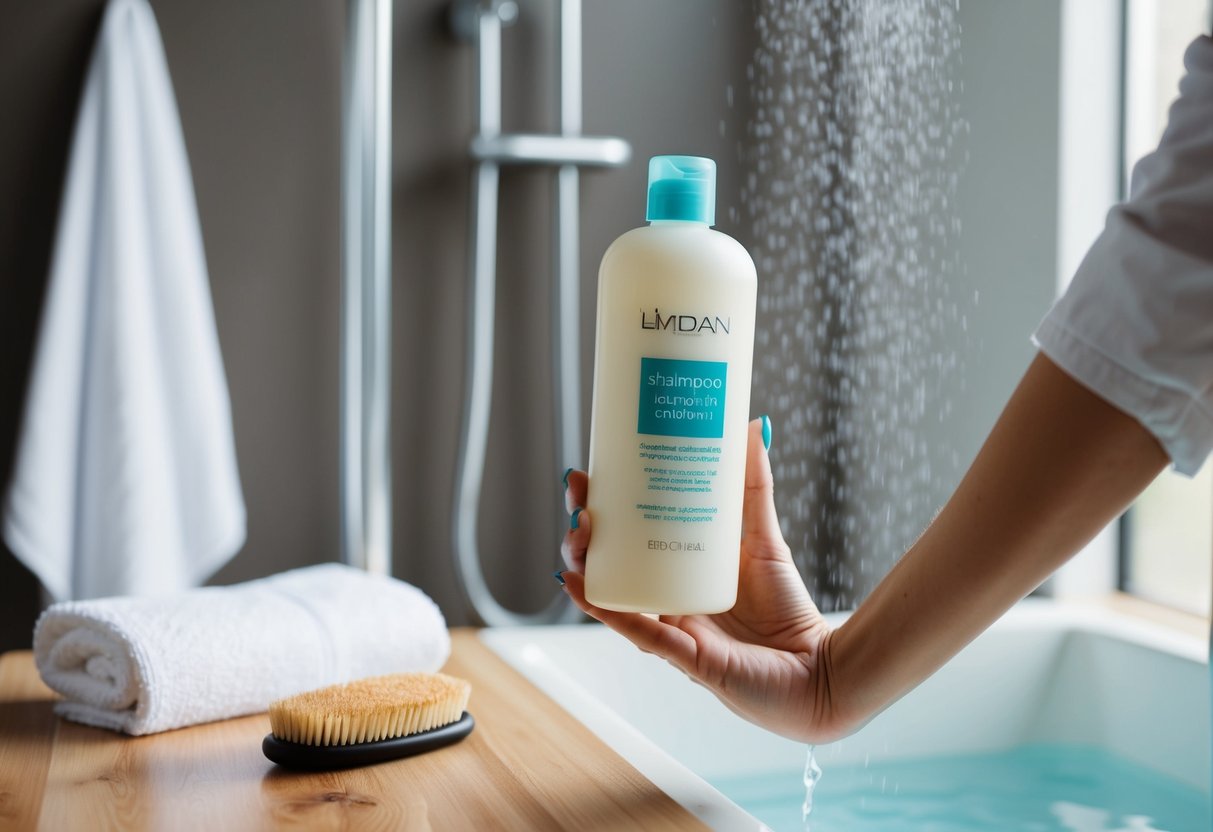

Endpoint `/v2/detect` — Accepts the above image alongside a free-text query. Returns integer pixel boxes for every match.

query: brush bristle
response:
[268,672,471,746]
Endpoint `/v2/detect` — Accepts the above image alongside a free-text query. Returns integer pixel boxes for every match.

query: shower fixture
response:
[449,0,631,625]
[342,0,393,577]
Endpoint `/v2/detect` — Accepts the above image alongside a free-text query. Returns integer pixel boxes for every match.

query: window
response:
[1119,0,1212,617]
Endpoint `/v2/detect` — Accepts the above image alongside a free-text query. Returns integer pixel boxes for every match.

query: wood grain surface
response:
[0,630,707,831]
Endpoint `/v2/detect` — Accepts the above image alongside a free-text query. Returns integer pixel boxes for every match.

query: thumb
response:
[742,415,784,547]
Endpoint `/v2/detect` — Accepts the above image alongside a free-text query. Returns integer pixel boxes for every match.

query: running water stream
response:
[740,0,968,611]
[802,745,824,827]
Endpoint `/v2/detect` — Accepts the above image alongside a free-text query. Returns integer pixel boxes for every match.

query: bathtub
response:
[480,599,1210,830]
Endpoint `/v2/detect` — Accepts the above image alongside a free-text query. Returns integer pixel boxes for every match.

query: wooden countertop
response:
[0,629,707,831]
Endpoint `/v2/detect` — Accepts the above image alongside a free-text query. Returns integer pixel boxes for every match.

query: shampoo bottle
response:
[585,155,757,614]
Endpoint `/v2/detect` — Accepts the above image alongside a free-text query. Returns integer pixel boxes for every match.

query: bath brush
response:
[262,672,474,769]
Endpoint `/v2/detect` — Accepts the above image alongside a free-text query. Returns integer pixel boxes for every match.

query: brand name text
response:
[640,308,730,335]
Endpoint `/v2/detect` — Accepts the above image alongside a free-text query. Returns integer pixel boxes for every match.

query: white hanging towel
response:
[3,0,245,601]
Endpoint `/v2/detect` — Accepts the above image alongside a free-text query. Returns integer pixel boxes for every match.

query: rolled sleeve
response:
[1034,36,1213,475]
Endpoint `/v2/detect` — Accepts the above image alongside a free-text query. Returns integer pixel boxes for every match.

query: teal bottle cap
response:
[646,155,716,225]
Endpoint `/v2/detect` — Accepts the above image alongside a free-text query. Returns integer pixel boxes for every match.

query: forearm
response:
[824,352,1168,732]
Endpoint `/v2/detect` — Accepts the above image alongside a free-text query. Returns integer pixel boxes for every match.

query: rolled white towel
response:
[33,564,451,735]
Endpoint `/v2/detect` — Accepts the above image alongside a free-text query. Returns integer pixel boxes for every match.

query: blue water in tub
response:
[711,743,1210,831]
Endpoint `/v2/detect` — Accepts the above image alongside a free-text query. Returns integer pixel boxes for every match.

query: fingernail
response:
[570,508,583,530]
[562,467,573,488]
[761,414,772,451]
[552,570,566,586]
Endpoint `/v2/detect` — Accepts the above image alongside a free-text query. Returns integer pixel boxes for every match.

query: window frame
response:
[1046,0,1126,599]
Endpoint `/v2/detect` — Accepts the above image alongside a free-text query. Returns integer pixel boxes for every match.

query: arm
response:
[822,352,1168,732]
[561,353,1168,742]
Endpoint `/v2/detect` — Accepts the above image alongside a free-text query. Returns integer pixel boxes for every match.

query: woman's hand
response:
[558,418,853,743]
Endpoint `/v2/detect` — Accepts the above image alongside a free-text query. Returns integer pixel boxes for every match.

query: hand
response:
[559,418,851,743]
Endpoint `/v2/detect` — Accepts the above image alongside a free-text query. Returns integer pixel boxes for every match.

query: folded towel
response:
[3,0,245,601]
[33,564,450,735]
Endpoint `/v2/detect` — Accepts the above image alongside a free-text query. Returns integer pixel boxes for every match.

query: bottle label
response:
[637,357,728,439]
[634,357,727,520]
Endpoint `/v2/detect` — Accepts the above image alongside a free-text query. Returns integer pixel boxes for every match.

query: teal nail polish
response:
[562,467,573,488]
[552,570,566,586]
[761,414,772,451]
[570,508,582,530]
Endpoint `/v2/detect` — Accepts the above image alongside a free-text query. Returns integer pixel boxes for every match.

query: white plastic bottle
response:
[585,155,757,613]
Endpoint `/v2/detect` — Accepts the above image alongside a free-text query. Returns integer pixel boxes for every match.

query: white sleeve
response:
[1034,35,1213,476]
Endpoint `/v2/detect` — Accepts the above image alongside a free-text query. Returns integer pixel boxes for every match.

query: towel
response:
[2,0,245,601]
[33,564,451,735]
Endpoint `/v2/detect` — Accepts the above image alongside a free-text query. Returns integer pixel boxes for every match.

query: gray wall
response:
[941,0,1062,470]
[0,0,1065,649]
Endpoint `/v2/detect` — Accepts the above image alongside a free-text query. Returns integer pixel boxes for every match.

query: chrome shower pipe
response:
[341,0,393,576]
[554,0,582,509]
[450,0,630,626]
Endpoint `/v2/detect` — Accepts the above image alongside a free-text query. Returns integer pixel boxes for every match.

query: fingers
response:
[560,504,590,572]
[563,468,588,514]
[558,571,700,676]
[561,468,590,572]
[742,416,786,554]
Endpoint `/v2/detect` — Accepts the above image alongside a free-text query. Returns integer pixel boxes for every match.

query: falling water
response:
[738,0,969,610]
[802,745,824,827]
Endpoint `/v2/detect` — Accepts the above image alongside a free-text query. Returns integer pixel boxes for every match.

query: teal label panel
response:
[637,357,728,439]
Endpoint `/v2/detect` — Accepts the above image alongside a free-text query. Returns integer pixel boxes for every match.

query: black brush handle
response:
[263,711,475,770]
